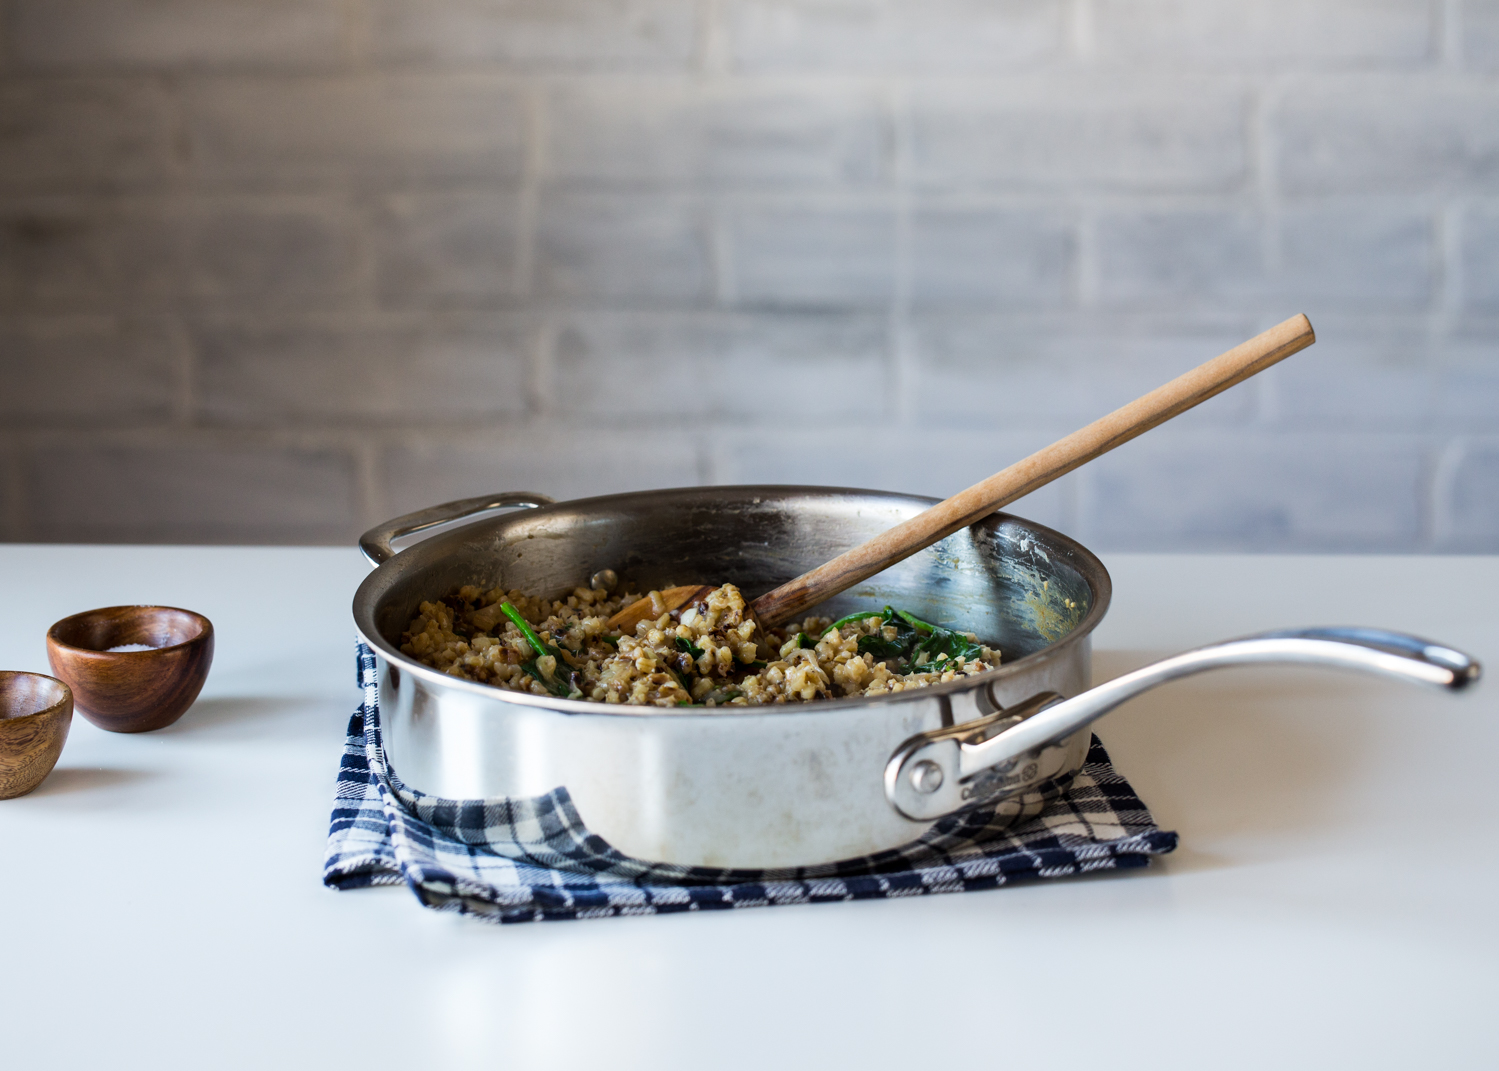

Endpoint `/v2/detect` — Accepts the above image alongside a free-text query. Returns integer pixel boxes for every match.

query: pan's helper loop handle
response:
[886,627,1482,822]
[359,492,555,567]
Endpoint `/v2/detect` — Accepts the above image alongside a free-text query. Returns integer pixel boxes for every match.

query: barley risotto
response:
[400,574,1001,708]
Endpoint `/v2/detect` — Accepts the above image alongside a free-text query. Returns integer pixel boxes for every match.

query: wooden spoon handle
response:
[751,313,1316,628]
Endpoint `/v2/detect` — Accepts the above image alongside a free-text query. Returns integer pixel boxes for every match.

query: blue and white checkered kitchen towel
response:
[324,642,1177,923]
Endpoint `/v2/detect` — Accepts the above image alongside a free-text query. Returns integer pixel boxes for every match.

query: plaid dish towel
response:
[324,642,1177,924]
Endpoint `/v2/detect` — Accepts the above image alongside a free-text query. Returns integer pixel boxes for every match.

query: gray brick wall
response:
[1,0,1495,551]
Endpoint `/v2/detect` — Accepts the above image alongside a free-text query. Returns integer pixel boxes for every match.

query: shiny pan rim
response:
[351,485,1113,718]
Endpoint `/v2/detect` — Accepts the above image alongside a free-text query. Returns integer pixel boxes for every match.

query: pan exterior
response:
[354,486,1110,870]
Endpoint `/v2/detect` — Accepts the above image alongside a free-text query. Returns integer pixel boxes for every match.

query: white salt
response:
[107,643,156,653]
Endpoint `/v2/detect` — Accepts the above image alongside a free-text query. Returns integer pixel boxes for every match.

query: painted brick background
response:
[1,0,1495,550]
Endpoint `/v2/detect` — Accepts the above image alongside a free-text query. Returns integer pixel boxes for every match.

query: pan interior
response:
[358,486,1106,672]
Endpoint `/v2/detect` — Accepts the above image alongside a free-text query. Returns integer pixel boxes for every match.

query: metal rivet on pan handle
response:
[908,760,944,794]
[884,692,1064,822]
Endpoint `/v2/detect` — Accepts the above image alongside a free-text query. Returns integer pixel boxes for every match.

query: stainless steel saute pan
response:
[353,486,1480,871]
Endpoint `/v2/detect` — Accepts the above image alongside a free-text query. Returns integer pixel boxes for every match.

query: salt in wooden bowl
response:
[46,606,214,733]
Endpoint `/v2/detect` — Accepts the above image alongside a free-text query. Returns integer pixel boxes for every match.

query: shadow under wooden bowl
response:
[0,672,73,799]
[46,606,214,734]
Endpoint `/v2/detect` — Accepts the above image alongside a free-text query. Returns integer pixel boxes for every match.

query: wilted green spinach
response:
[851,606,985,672]
[500,601,583,699]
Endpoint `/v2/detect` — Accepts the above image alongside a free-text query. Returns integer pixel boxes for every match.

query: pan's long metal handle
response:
[886,627,1482,821]
[359,492,555,566]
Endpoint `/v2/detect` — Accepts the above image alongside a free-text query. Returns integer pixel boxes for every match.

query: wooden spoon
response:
[607,313,1316,634]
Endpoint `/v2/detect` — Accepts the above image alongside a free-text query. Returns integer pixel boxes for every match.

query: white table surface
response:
[1,546,1495,1070]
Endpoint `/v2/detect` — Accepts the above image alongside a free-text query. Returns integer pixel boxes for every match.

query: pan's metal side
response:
[376,638,1092,869]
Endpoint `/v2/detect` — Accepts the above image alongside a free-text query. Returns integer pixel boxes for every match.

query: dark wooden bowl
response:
[0,672,73,799]
[46,606,214,733]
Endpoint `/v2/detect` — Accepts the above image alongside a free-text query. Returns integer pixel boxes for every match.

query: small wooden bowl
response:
[0,672,73,799]
[46,606,214,733]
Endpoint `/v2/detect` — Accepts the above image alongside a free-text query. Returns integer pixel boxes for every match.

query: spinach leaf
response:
[821,611,886,637]
[911,627,984,668]
[856,606,921,663]
[500,601,551,657]
[675,635,705,660]
[849,606,985,672]
[502,601,582,698]
[702,686,744,706]
[520,658,576,698]
[893,609,938,634]
[662,665,696,703]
